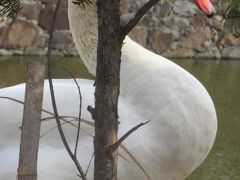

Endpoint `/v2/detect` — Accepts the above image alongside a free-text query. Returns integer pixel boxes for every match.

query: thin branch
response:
[110,120,151,152]
[120,0,159,37]
[41,115,78,122]
[41,117,92,137]
[120,144,152,180]
[1,95,151,178]
[0,96,24,105]
[40,119,77,138]
[41,115,94,126]
[85,153,94,176]
[0,96,94,126]
[60,67,83,157]
[46,0,87,179]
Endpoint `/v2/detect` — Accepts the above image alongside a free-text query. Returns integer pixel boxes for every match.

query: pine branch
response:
[0,0,22,18]
[224,0,240,37]
[71,0,92,9]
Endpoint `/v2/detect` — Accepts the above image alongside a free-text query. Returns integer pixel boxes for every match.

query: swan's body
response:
[68,1,217,178]
[0,0,217,179]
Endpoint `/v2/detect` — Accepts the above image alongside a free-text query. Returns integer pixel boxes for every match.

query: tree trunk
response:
[93,0,122,179]
[17,62,45,180]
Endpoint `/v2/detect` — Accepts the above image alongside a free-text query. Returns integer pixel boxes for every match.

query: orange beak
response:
[194,0,216,18]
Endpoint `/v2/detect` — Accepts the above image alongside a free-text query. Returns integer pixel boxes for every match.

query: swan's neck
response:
[68,1,98,76]
[68,0,163,97]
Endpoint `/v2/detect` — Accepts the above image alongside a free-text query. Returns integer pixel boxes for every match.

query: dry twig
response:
[46,0,87,179]
[110,120,151,152]
[120,0,159,37]
[60,67,83,157]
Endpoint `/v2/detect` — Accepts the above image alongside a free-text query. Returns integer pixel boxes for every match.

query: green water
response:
[0,57,239,179]
[0,56,93,88]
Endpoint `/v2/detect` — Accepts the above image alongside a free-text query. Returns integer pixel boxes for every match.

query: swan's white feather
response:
[0,1,217,179]
[68,1,217,177]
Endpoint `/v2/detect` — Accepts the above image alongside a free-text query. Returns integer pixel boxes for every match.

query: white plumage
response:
[0,1,217,179]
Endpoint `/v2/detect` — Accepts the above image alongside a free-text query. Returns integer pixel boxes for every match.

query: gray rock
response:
[52,30,78,56]
[163,48,195,58]
[129,26,148,47]
[0,19,39,49]
[39,3,69,31]
[24,46,47,56]
[180,27,213,49]
[173,0,198,17]
[9,49,24,55]
[151,31,174,53]
[154,1,172,18]
[222,46,240,59]
[20,2,42,22]
[210,15,224,31]
[221,33,240,46]
[196,46,221,59]
[0,48,13,55]
[34,33,48,48]
[190,15,206,27]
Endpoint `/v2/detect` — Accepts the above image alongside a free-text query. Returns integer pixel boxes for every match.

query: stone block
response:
[0,20,39,49]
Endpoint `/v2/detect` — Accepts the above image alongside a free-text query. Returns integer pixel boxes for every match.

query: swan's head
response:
[194,0,216,18]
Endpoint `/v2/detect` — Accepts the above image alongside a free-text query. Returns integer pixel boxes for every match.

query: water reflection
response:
[0,57,239,179]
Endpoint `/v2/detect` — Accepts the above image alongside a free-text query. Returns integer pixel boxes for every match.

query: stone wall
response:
[0,0,239,58]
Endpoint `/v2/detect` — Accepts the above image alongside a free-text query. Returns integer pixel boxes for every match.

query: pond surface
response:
[0,56,239,180]
[0,56,93,88]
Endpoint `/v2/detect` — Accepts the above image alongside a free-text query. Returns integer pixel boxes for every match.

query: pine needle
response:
[71,0,92,10]
[224,0,240,37]
[0,0,22,18]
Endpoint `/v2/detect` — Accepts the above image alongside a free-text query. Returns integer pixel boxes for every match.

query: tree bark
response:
[91,1,160,179]
[17,62,45,180]
[92,0,122,180]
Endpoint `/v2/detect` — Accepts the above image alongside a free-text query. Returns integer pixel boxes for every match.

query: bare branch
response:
[41,115,78,122]
[40,119,77,138]
[46,0,87,179]
[85,153,94,176]
[120,144,152,180]
[0,96,151,178]
[110,120,151,152]
[0,96,94,127]
[120,0,159,37]
[87,105,96,119]
[60,67,83,157]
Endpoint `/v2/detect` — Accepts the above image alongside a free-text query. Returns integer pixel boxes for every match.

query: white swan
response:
[0,0,217,179]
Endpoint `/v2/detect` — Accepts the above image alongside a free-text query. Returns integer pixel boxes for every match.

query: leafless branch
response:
[120,144,152,180]
[120,0,159,37]
[0,96,94,127]
[0,96,151,178]
[60,67,83,157]
[40,119,77,138]
[41,115,78,122]
[110,120,151,152]
[46,0,87,179]
[85,153,94,176]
